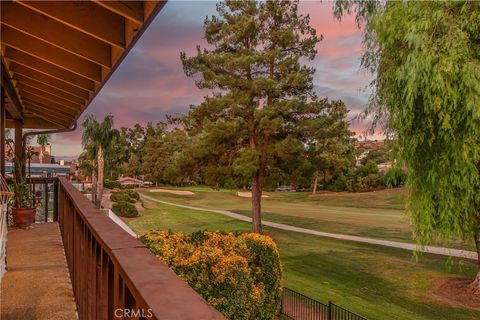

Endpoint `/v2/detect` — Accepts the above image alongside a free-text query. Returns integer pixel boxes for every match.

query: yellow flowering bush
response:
[139,230,283,320]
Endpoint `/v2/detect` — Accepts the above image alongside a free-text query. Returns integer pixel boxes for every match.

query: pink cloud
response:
[49,1,374,157]
[300,1,359,39]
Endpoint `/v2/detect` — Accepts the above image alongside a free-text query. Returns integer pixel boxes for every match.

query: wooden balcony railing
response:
[57,177,224,320]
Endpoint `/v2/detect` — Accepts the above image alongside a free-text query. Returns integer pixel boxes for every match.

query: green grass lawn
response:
[139,187,473,249]
[126,195,480,320]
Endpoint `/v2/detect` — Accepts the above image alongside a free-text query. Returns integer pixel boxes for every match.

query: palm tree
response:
[78,151,96,191]
[36,134,50,164]
[81,115,117,208]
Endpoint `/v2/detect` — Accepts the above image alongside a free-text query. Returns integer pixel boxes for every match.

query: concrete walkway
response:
[141,194,478,261]
[1,223,77,320]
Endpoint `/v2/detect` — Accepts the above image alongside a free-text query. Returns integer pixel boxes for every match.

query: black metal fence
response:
[29,177,58,222]
[7,177,59,223]
[281,287,368,320]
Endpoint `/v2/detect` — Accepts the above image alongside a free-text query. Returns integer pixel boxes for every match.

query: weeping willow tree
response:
[335,1,480,291]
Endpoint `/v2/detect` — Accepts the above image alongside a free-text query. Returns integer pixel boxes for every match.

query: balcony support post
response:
[0,87,5,177]
[53,178,58,221]
[14,119,25,178]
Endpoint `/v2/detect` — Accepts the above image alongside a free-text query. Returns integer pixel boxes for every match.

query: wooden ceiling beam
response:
[16,83,83,110]
[26,113,66,129]
[24,102,74,123]
[1,2,112,68]
[93,1,144,24]
[9,60,95,92]
[16,0,126,49]
[6,117,62,129]
[18,91,79,115]
[9,65,91,100]
[2,35,102,83]
[22,98,77,118]
[25,108,71,127]
[12,74,86,105]
[1,58,23,120]
[0,1,167,131]
[25,108,72,126]
[144,1,164,18]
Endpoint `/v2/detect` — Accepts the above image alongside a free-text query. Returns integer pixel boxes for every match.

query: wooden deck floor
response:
[1,223,77,320]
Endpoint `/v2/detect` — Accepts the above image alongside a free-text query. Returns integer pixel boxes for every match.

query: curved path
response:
[140,194,478,261]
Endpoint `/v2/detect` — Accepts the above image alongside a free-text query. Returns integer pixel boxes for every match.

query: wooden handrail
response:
[57,177,224,320]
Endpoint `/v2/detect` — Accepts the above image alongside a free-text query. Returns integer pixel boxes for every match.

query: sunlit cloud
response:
[50,1,374,158]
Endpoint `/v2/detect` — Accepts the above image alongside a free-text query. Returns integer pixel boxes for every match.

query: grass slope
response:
[126,196,480,320]
[140,187,473,249]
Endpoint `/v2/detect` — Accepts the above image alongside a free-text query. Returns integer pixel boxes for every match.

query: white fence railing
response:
[107,209,137,238]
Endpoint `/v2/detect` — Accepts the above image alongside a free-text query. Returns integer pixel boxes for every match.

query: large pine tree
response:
[180,0,321,233]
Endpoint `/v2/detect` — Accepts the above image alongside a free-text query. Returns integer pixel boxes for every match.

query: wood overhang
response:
[0,0,167,129]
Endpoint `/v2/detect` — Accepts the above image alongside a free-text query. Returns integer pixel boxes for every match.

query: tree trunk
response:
[312,171,319,195]
[251,173,263,234]
[91,172,97,205]
[97,145,104,209]
[469,233,480,294]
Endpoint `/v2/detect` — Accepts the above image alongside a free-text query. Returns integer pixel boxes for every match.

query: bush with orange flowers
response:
[139,230,283,320]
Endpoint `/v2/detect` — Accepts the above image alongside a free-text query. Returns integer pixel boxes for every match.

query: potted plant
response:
[7,140,35,228]
[10,177,35,228]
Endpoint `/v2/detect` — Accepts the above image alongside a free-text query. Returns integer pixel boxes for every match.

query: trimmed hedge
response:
[110,192,132,203]
[110,190,139,203]
[111,201,139,217]
[139,230,283,320]
[125,189,140,201]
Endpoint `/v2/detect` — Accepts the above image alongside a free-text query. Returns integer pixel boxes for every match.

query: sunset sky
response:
[50,0,373,159]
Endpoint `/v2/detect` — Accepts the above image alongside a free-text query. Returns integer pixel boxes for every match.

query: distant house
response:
[5,144,55,164]
[118,176,145,188]
[355,139,394,169]
[356,139,385,150]
[30,145,54,164]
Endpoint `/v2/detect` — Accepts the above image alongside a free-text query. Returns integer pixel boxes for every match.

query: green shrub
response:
[140,230,283,320]
[383,166,406,188]
[124,189,140,201]
[110,190,137,203]
[111,201,138,217]
[104,179,121,189]
[356,160,379,176]
[110,192,131,203]
[327,174,349,191]
[346,161,383,192]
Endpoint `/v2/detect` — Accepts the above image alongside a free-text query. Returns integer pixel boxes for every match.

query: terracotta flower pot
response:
[12,207,36,228]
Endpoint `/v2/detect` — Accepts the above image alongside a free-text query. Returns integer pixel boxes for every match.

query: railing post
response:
[32,180,36,207]
[280,288,283,316]
[54,178,59,221]
[328,301,332,320]
[43,179,48,222]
